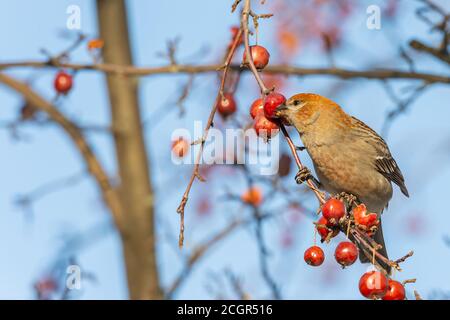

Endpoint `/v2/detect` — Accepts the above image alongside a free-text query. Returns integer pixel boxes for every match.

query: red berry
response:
[304,246,325,266]
[322,198,346,225]
[230,26,243,46]
[250,98,264,119]
[241,187,263,207]
[217,93,237,117]
[54,71,73,94]
[359,271,388,299]
[253,113,279,138]
[316,217,339,241]
[172,137,190,158]
[243,45,270,69]
[34,276,58,299]
[334,241,358,267]
[34,277,58,294]
[263,92,286,120]
[382,280,406,300]
[352,204,379,228]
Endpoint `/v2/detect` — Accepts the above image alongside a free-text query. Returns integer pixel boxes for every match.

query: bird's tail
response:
[357,221,391,274]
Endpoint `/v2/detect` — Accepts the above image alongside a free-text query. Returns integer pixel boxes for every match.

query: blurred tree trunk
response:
[96,0,162,299]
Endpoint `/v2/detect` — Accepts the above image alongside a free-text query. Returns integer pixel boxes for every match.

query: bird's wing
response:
[350,116,409,197]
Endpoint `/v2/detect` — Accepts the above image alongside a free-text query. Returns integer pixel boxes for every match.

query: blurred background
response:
[0,0,449,299]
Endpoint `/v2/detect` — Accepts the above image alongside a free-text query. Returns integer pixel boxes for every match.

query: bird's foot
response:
[295,167,312,185]
[295,167,321,186]
[295,145,306,151]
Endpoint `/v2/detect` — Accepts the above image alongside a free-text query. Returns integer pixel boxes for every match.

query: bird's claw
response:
[295,167,313,185]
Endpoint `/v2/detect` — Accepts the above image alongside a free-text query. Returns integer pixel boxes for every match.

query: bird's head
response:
[274,93,345,129]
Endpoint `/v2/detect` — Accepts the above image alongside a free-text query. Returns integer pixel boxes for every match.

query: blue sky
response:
[1,0,450,299]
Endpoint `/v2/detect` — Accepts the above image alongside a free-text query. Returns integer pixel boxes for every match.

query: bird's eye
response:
[292,99,301,106]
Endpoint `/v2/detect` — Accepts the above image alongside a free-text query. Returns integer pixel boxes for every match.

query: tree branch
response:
[176,26,244,247]
[1,60,449,84]
[166,214,267,298]
[96,0,162,299]
[0,72,124,229]
[410,40,450,65]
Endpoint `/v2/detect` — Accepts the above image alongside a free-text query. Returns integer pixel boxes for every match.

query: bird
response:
[274,93,409,273]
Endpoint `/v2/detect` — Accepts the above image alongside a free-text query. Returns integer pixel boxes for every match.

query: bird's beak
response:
[274,103,288,117]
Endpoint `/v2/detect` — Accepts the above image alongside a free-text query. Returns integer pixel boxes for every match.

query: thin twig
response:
[279,126,325,204]
[239,163,281,299]
[414,290,423,300]
[176,28,244,248]
[394,251,414,265]
[410,40,450,65]
[166,213,272,298]
[1,61,449,84]
[0,73,125,230]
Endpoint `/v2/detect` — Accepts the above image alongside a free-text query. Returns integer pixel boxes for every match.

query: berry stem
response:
[279,124,326,204]
[242,1,270,95]
[241,0,325,205]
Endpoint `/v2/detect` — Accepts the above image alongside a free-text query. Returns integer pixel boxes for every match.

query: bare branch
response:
[0,73,124,228]
[0,61,448,84]
[176,27,244,248]
[166,215,252,298]
[225,270,251,300]
[410,40,450,65]
[15,170,87,210]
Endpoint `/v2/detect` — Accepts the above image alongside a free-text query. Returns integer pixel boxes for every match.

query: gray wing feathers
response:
[350,116,409,197]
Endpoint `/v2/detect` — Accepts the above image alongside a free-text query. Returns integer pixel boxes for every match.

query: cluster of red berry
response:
[249,92,286,139]
[244,44,288,139]
[219,30,288,139]
[304,198,406,300]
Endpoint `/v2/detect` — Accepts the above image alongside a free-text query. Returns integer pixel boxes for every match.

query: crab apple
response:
[322,198,346,225]
[243,45,270,69]
[359,271,388,299]
[241,186,263,207]
[304,246,325,266]
[352,204,379,228]
[34,277,57,294]
[54,71,73,94]
[316,217,339,241]
[263,92,286,120]
[250,98,264,119]
[334,241,358,267]
[382,280,406,300]
[172,137,190,158]
[230,26,243,46]
[253,113,279,138]
[217,93,237,118]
